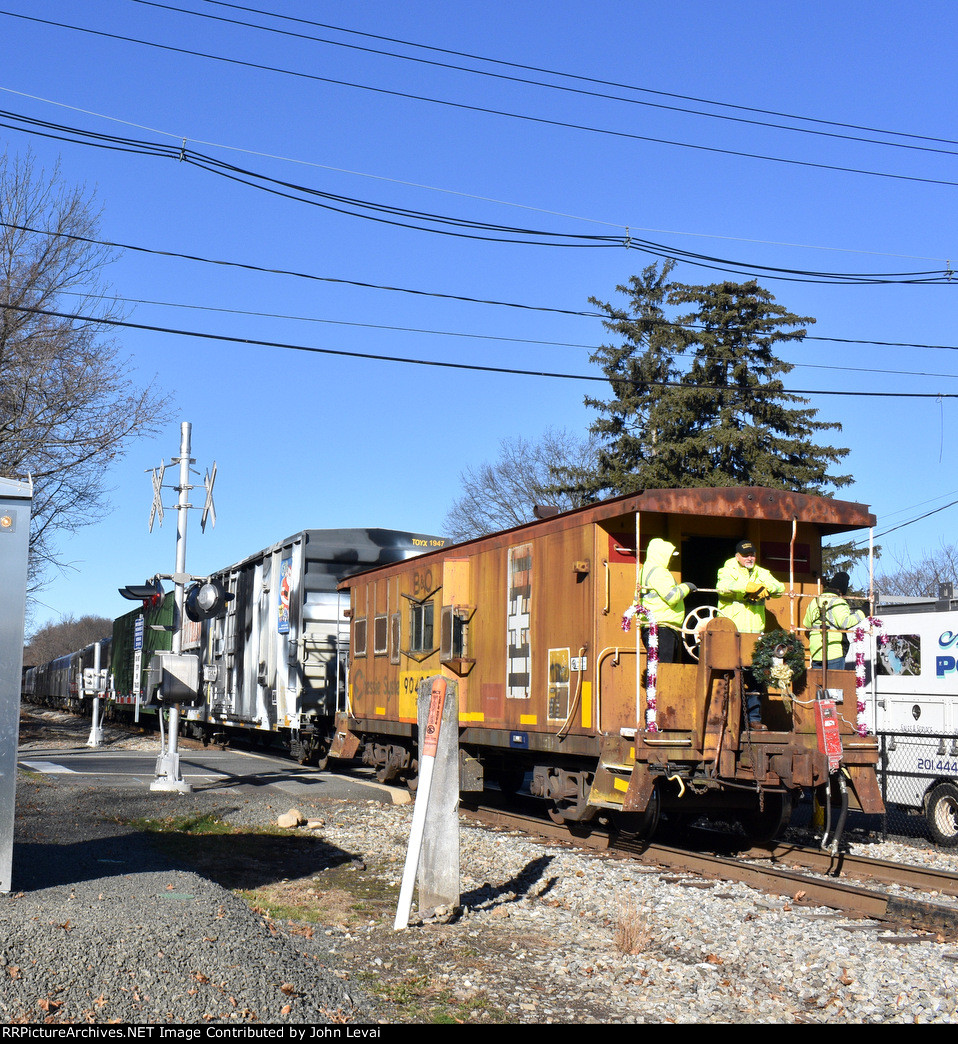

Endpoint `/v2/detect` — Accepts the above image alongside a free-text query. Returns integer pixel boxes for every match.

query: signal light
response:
[118,579,165,611]
[185,579,233,621]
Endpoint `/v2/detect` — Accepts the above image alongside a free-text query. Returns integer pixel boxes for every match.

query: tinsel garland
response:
[622,603,658,732]
[852,616,887,737]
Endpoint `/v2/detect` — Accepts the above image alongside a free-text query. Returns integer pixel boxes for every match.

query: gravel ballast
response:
[5,782,376,1024]
[7,712,958,1024]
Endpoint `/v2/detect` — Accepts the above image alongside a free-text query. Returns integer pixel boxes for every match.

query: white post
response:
[152,422,193,794]
[0,477,32,892]
[86,641,104,747]
[394,676,459,929]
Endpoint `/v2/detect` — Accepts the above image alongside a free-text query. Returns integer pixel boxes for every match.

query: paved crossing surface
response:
[18,744,406,803]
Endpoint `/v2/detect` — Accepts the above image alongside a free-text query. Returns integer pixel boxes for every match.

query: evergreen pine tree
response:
[573,263,852,497]
[580,260,690,497]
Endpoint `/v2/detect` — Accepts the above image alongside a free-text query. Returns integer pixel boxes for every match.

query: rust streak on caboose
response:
[334,487,883,843]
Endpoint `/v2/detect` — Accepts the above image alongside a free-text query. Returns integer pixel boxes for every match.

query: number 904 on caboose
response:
[333,487,885,843]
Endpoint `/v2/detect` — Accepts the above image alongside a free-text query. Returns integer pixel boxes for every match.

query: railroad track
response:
[461,799,958,940]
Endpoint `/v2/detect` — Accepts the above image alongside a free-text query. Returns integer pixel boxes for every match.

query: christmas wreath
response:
[750,630,806,690]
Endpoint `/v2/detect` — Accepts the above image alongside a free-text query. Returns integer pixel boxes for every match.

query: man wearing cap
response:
[802,572,865,671]
[716,540,785,730]
[716,540,785,634]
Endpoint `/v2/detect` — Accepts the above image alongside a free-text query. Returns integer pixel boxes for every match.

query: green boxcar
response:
[110,593,175,703]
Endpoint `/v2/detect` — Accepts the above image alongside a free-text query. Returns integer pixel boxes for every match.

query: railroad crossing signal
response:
[118,578,165,611]
[184,578,232,621]
[201,462,217,533]
[148,463,166,533]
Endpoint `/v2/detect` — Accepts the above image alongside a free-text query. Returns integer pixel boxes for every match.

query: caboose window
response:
[410,601,434,653]
[353,617,367,658]
[389,612,401,664]
[373,615,388,656]
[440,604,466,661]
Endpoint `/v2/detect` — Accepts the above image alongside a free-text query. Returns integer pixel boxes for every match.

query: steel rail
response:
[461,802,958,938]
[746,840,958,898]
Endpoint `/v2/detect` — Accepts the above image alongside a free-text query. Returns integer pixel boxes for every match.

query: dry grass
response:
[614,898,653,955]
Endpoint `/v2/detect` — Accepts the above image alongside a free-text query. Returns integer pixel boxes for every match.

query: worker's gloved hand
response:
[684,582,698,594]
[746,581,768,602]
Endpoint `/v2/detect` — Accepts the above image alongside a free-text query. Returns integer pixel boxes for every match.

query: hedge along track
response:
[461,800,958,940]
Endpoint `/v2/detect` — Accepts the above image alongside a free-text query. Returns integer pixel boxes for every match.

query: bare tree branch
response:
[0,150,173,596]
[443,428,599,542]
[875,542,958,599]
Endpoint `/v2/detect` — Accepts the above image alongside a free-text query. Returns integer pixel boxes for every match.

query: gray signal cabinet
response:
[0,477,32,892]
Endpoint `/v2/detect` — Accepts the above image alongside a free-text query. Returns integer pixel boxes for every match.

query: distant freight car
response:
[180,528,445,763]
[26,634,112,713]
[335,488,885,842]
[25,527,444,765]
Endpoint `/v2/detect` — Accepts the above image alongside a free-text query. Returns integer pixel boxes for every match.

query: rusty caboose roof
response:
[338,487,875,589]
[612,487,875,530]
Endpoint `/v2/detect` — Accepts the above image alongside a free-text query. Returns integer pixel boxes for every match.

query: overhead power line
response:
[6,219,958,356]
[0,220,601,318]
[2,110,956,283]
[191,0,958,153]
[49,287,958,382]
[847,497,958,547]
[4,8,958,191]
[1,85,949,266]
[3,299,958,399]
[130,0,958,161]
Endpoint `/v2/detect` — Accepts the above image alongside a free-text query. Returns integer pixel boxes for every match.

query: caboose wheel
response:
[682,605,717,661]
[739,791,793,843]
[612,788,661,842]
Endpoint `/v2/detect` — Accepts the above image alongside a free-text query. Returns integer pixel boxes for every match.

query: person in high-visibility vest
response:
[625,537,697,663]
[716,539,785,731]
[716,539,785,634]
[802,572,865,671]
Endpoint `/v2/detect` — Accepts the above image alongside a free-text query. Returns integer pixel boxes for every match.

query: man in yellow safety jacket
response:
[628,537,697,663]
[716,539,785,634]
[716,540,785,730]
[802,572,865,671]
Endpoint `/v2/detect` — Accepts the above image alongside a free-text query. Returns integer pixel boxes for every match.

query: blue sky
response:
[4,0,958,631]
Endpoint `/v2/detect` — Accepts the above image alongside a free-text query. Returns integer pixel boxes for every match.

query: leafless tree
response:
[875,542,958,599]
[0,151,172,592]
[23,614,113,666]
[443,427,599,542]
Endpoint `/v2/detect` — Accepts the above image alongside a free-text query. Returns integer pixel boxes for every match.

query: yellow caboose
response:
[335,487,884,842]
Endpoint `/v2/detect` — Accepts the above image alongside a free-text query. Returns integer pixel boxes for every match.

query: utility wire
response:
[6,219,958,352]
[1,84,949,266]
[47,287,958,381]
[194,0,958,153]
[2,110,957,282]
[4,9,958,191]
[0,220,601,318]
[53,288,599,349]
[850,498,958,546]
[127,0,958,161]
[3,299,958,398]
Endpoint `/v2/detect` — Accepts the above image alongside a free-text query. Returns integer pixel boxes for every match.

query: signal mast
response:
[119,421,220,794]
